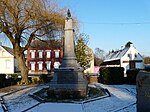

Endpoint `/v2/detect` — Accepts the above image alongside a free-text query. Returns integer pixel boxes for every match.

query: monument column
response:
[60,9,79,68]
[64,16,75,57]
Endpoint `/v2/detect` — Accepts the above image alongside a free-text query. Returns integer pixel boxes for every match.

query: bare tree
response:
[94,48,105,66]
[144,57,150,64]
[0,0,66,84]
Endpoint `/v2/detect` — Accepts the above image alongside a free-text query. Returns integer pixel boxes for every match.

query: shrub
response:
[17,80,31,85]
[0,74,6,88]
[40,74,48,83]
[47,89,56,98]
[88,87,105,97]
[144,67,150,72]
[98,67,124,85]
[126,69,140,84]
[31,74,48,84]
[31,76,41,84]
[11,74,18,81]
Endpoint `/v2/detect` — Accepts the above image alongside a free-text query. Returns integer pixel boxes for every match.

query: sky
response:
[58,0,150,56]
[1,0,150,56]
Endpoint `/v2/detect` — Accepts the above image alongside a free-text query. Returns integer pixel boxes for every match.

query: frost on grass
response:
[3,87,39,112]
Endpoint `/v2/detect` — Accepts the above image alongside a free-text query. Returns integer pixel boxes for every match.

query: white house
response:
[101,42,144,74]
[0,43,19,74]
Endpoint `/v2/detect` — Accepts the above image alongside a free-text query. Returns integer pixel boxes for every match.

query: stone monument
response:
[136,70,150,112]
[48,9,87,99]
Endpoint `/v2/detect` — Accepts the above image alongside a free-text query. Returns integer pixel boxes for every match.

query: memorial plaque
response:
[57,71,78,84]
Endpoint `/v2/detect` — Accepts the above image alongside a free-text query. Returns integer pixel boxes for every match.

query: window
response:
[38,50,43,58]
[30,50,36,58]
[31,52,35,58]
[54,50,60,58]
[129,61,135,69]
[5,60,11,69]
[128,54,130,58]
[30,62,35,71]
[135,54,137,58]
[2,51,6,56]
[54,62,60,68]
[46,50,51,58]
[38,61,43,70]
[46,61,51,70]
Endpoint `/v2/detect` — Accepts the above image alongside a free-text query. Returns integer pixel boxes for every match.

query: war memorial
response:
[48,10,87,99]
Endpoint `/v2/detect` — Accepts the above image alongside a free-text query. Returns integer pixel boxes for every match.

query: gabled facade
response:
[27,40,63,74]
[101,43,144,73]
[0,43,19,74]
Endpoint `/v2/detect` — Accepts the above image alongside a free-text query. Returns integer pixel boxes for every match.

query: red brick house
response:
[27,40,63,75]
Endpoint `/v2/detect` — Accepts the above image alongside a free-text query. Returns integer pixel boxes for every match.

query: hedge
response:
[98,67,124,85]
[31,74,48,84]
[126,69,140,84]
[0,74,6,88]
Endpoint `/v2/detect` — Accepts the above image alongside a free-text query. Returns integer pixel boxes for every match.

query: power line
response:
[79,21,150,25]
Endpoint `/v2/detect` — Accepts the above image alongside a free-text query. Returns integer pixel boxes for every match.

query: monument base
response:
[47,88,87,99]
[48,68,87,99]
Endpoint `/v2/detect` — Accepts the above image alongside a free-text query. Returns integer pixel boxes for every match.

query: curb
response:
[0,85,36,112]
[0,96,8,112]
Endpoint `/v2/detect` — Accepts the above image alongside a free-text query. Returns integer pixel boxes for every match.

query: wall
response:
[84,47,94,74]
[0,46,14,74]
[84,58,94,74]
[27,47,63,74]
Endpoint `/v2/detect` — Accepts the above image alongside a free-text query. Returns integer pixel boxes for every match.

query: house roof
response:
[101,59,120,66]
[104,47,129,62]
[30,39,63,48]
[1,45,14,56]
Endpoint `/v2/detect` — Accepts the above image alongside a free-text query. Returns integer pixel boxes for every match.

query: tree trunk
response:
[15,52,30,85]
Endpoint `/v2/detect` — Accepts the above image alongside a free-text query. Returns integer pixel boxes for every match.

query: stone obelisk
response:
[60,9,79,69]
[48,9,87,99]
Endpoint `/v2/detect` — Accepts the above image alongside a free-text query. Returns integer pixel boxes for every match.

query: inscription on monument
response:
[57,71,78,84]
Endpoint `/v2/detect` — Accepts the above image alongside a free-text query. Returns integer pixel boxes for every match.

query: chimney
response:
[130,43,134,47]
